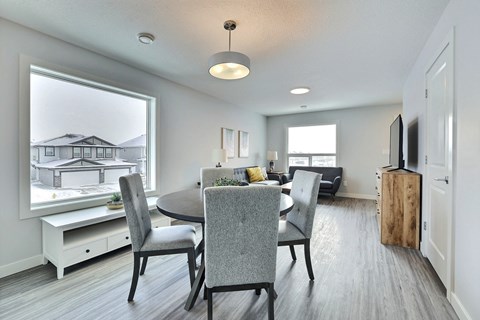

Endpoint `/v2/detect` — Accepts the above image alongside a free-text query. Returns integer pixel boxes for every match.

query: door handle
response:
[433,176,449,184]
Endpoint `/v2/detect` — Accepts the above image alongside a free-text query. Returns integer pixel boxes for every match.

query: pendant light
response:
[208,20,250,80]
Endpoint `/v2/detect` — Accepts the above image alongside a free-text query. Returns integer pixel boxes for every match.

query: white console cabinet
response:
[40,197,169,279]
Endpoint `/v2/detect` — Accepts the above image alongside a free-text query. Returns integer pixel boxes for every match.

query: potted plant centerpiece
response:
[106,192,124,210]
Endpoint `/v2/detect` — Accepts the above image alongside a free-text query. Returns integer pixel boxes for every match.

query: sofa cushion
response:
[233,166,280,185]
[320,180,333,189]
[261,167,269,179]
[251,180,280,186]
[246,167,265,182]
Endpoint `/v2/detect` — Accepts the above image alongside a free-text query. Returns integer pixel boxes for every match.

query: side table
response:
[281,181,292,194]
[267,171,284,183]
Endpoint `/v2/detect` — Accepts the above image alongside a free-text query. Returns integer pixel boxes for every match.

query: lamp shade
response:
[212,149,228,163]
[208,51,250,80]
[267,151,278,161]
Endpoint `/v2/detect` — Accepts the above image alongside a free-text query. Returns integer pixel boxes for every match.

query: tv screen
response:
[389,114,404,169]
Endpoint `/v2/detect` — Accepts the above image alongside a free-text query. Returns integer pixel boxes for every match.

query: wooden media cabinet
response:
[375,167,421,249]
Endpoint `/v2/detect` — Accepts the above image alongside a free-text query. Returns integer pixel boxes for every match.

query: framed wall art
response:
[238,130,249,158]
[221,127,235,158]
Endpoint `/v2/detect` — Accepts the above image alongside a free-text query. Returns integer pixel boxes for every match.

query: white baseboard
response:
[335,192,376,200]
[451,292,473,320]
[0,255,44,279]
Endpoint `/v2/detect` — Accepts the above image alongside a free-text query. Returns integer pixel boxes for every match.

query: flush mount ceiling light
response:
[137,32,155,45]
[208,20,250,80]
[290,87,310,95]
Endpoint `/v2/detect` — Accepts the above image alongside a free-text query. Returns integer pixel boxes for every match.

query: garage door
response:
[104,168,130,184]
[61,170,99,188]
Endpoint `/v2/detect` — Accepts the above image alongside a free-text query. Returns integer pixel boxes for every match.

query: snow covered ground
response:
[31,181,120,204]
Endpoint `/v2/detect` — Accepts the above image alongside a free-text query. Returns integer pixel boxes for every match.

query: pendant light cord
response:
[228,30,231,52]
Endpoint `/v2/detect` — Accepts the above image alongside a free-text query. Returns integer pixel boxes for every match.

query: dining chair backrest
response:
[119,173,152,252]
[203,186,281,288]
[287,170,322,239]
[200,167,234,193]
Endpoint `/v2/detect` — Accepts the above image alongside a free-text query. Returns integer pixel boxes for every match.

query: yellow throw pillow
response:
[246,167,265,182]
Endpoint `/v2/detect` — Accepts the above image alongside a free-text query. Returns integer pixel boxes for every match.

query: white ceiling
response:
[0,0,449,116]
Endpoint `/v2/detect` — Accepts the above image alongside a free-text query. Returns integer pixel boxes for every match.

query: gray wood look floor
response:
[0,198,458,320]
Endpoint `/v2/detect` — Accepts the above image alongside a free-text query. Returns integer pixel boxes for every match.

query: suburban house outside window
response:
[73,147,81,158]
[84,147,92,158]
[45,146,55,156]
[20,62,157,218]
[287,124,337,167]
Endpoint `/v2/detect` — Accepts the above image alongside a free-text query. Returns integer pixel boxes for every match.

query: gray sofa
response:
[282,166,343,197]
[233,166,281,186]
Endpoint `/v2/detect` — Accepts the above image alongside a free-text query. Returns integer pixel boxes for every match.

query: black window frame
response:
[97,147,104,158]
[105,147,112,158]
[72,147,82,158]
[45,146,55,156]
[83,147,92,158]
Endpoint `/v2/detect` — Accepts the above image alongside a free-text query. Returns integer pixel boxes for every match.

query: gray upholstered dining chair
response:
[203,186,281,320]
[277,170,322,280]
[200,167,234,193]
[119,173,197,302]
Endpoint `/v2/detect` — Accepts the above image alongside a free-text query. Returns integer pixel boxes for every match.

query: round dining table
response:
[156,188,294,311]
[156,188,294,222]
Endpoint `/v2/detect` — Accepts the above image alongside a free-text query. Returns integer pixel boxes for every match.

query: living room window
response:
[20,61,157,218]
[287,124,337,167]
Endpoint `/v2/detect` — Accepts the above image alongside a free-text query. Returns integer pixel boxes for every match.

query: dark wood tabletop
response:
[156,188,294,222]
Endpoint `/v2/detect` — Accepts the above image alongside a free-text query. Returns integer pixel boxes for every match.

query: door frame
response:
[422,29,455,300]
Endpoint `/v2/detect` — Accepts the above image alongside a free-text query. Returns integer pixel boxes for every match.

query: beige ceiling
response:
[0,0,449,115]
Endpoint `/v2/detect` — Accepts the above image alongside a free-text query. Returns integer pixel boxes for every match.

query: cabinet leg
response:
[57,268,64,279]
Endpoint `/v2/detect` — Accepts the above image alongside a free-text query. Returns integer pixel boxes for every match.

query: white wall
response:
[403,0,480,319]
[0,18,266,276]
[267,104,402,199]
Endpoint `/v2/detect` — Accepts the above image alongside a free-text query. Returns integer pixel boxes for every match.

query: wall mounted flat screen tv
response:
[389,114,404,169]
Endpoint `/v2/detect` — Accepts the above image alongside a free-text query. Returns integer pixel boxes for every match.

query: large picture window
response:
[287,124,337,167]
[20,62,157,218]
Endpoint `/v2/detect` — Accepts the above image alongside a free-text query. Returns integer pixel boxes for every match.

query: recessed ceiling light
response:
[137,33,155,45]
[300,105,308,109]
[290,87,310,95]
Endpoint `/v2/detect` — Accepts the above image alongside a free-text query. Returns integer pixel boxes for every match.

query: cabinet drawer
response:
[64,239,107,267]
[108,231,131,251]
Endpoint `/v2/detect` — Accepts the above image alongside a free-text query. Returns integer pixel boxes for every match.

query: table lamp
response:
[212,149,228,167]
[267,150,278,172]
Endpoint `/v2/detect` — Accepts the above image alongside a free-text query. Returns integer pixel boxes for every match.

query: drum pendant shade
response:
[208,20,250,80]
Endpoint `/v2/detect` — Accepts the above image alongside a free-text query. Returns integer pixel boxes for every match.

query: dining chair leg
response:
[255,288,261,295]
[201,223,206,264]
[139,256,148,275]
[187,249,196,287]
[289,245,297,261]
[268,283,275,320]
[304,239,314,280]
[128,252,141,301]
[207,288,213,320]
[203,284,208,300]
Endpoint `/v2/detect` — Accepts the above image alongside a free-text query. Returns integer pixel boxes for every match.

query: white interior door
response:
[425,32,454,297]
